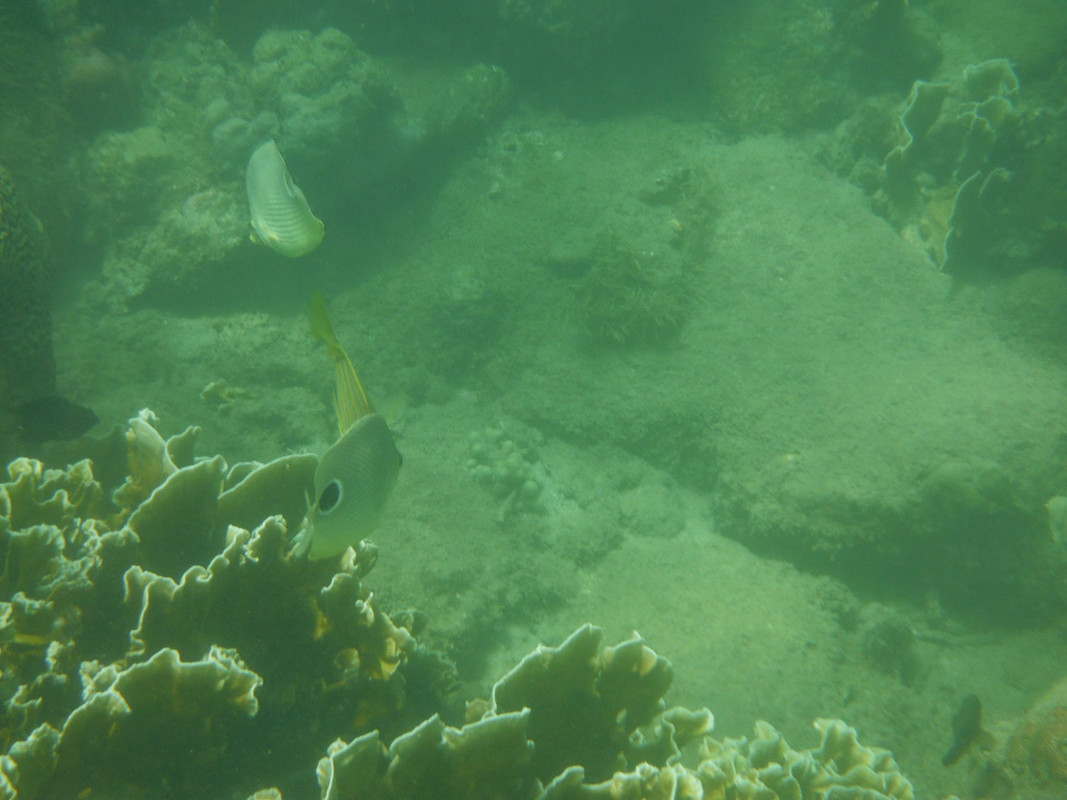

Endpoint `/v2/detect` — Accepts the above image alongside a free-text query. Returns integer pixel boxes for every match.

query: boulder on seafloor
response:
[701,0,940,135]
[971,676,1067,800]
[79,22,512,309]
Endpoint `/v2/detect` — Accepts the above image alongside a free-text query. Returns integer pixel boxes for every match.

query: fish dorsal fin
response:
[308,291,374,435]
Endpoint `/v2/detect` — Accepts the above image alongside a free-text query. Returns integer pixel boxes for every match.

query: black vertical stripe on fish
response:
[306,413,401,560]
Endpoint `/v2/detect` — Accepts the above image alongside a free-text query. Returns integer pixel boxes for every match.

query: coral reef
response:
[0,411,936,799]
[831,0,941,92]
[694,717,919,800]
[702,0,940,134]
[57,23,137,132]
[314,624,928,800]
[874,58,1067,278]
[0,411,453,798]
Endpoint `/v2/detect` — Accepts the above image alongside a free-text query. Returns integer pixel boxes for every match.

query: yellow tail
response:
[308,291,373,435]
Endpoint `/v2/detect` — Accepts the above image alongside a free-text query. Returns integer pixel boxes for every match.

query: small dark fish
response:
[942,694,982,766]
[15,396,99,443]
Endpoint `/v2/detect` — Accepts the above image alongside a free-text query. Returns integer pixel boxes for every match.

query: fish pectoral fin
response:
[288,521,313,560]
[287,490,317,560]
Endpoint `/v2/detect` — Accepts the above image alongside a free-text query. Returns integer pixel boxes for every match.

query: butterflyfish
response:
[246,140,324,258]
[300,292,402,560]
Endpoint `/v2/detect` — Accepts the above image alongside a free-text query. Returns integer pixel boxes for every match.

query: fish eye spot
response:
[318,480,342,513]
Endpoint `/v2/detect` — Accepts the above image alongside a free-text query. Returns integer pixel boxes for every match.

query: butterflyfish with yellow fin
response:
[298,291,401,560]
[246,140,324,258]
[308,290,372,435]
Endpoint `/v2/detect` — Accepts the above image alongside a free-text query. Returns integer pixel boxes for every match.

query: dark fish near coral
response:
[14,395,99,443]
[942,694,984,766]
[0,162,58,460]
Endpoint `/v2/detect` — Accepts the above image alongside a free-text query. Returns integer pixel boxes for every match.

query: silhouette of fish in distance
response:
[15,396,99,444]
[942,694,993,766]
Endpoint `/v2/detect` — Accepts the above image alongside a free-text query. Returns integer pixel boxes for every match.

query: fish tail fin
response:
[309,291,375,434]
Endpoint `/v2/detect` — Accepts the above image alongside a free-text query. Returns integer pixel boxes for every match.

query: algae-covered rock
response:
[572,235,695,345]
[248,28,375,172]
[967,675,1067,800]
[78,20,514,309]
[701,0,938,135]
[552,165,714,347]
[83,126,187,238]
[909,459,1057,616]
[995,268,1067,358]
